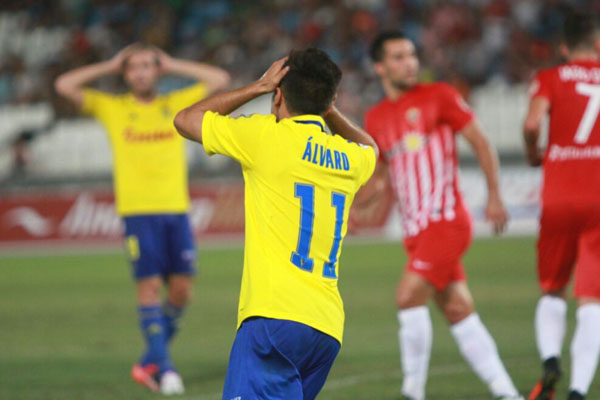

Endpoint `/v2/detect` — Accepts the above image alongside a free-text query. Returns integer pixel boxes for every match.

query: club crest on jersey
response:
[403,132,425,152]
[405,107,420,124]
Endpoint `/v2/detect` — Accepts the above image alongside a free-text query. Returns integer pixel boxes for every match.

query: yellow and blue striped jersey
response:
[82,83,207,216]
[202,111,376,343]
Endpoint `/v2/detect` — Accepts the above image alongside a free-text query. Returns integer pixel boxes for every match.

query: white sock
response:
[570,303,600,395]
[535,295,567,361]
[451,313,519,398]
[398,307,432,400]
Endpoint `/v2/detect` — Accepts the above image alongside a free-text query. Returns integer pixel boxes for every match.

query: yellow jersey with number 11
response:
[202,111,376,344]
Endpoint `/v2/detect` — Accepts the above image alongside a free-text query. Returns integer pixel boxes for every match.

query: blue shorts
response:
[123,214,197,280]
[222,317,340,400]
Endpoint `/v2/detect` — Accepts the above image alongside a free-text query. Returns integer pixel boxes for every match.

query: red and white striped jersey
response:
[365,83,474,237]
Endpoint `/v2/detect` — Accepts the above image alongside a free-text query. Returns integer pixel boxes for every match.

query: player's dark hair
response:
[280,48,342,115]
[370,30,408,62]
[563,11,599,50]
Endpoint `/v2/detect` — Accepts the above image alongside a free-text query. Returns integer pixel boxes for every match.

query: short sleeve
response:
[529,69,552,101]
[167,83,208,110]
[357,144,377,186]
[81,88,115,123]
[202,111,274,168]
[438,83,475,132]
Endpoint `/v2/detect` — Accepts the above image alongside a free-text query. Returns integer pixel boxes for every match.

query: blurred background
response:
[0,0,583,246]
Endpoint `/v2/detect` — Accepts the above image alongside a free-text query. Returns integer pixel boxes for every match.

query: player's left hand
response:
[153,47,174,74]
[485,195,508,235]
[257,57,290,93]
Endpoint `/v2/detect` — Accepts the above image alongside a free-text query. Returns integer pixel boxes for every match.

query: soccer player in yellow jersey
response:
[54,43,230,395]
[175,49,378,400]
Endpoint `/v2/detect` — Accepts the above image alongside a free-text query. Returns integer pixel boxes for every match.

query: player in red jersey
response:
[524,13,600,400]
[364,31,522,400]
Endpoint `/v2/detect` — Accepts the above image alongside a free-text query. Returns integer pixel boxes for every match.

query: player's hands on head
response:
[108,43,141,72]
[257,57,290,93]
[152,46,174,74]
[485,194,508,235]
[322,94,338,117]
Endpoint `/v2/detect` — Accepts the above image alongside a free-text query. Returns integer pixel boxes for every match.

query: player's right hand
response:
[525,148,543,167]
[108,43,140,72]
[257,57,290,93]
[485,195,509,235]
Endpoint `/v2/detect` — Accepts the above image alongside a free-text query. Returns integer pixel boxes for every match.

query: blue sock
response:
[163,302,185,342]
[138,305,174,374]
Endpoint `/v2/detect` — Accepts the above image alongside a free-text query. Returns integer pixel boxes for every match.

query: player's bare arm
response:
[323,106,379,158]
[174,57,289,143]
[54,44,136,108]
[523,96,550,167]
[353,162,388,208]
[461,120,509,234]
[154,47,230,95]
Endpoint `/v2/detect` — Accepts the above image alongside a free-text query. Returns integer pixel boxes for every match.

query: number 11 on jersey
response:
[291,183,346,278]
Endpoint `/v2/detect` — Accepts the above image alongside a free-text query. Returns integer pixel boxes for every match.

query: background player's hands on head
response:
[107,43,141,73]
[485,195,509,235]
[152,47,175,74]
[257,57,290,93]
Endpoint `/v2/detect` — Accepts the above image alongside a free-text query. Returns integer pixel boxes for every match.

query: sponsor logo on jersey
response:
[123,127,176,142]
[548,144,600,161]
[403,132,425,152]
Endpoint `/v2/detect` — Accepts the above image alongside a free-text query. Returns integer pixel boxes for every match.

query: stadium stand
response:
[0,0,584,182]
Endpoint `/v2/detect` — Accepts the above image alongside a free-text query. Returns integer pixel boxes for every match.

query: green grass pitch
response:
[1,237,597,399]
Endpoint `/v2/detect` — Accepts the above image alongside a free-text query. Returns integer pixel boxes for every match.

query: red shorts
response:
[403,210,473,291]
[538,201,600,298]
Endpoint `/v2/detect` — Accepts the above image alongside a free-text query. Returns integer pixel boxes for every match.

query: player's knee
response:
[171,286,192,306]
[578,297,600,306]
[137,277,162,305]
[544,287,567,299]
[396,273,432,310]
[168,277,193,307]
[396,289,425,310]
[442,298,474,324]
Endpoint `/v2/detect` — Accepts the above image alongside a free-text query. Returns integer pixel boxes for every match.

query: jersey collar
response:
[290,115,326,132]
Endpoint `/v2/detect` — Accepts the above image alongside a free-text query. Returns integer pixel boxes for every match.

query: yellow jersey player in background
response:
[175,49,378,400]
[54,43,230,395]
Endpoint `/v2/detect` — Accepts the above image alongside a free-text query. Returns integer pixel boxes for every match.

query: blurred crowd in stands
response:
[1,0,593,121]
